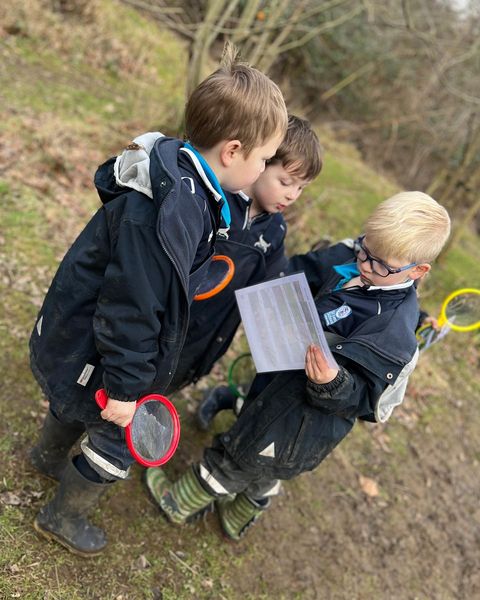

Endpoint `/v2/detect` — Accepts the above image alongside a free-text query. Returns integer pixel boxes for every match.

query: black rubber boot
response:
[29,411,85,481]
[197,386,237,430]
[33,459,113,556]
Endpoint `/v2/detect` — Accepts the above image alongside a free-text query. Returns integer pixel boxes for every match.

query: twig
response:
[168,549,199,576]
[0,525,15,541]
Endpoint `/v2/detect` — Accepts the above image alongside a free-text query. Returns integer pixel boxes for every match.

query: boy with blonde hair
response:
[29,45,287,555]
[146,192,450,541]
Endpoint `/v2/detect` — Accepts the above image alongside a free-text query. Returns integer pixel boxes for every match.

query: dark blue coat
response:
[219,240,420,480]
[30,137,217,422]
[168,193,288,391]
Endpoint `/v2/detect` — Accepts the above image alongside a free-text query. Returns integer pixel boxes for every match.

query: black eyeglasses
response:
[357,236,417,278]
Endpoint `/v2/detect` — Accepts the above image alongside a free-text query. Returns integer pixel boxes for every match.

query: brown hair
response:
[185,43,288,155]
[269,115,323,180]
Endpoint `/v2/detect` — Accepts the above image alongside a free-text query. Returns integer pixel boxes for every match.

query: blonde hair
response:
[185,43,288,155]
[364,192,451,263]
[269,115,323,180]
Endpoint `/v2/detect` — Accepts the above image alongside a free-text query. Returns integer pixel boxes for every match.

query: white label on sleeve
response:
[77,363,95,386]
[36,315,43,336]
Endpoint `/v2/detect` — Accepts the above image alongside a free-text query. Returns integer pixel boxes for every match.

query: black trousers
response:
[199,435,280,500]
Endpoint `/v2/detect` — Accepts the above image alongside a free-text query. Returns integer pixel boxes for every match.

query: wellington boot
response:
[30,411,85,481]
[217,493,270,541]
[144,465,214,525]
[196,386,236,430]
[33,459,113,556]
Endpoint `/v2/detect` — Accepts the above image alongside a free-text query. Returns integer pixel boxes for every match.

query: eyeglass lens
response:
[357,247,390,277]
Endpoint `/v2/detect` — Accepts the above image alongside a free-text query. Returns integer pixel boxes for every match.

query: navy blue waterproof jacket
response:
[220,240,420,480]
[168,193,288,391]
[30,137,218,423]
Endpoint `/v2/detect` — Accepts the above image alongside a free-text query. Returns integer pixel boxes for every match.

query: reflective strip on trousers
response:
[81,436,130,480]
[199,464,230,495]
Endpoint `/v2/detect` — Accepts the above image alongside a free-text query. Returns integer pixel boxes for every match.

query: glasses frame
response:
[357,236,417,278]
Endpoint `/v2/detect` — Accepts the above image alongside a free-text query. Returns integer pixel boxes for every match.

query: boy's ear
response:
[410,263,431,281]
[220,140,242,167]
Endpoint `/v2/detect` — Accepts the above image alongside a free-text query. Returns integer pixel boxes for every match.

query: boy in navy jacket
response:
[29,46,288,556]
[145,192,451,541]
[168,116,323,423]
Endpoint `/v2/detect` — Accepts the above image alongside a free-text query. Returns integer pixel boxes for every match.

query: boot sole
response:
[33,517,105,558]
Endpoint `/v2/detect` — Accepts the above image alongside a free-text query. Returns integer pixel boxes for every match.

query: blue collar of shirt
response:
[183,142,231,227]
[333,263,359,290]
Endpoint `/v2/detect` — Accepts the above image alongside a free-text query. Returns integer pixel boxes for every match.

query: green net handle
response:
[227,353,253,400]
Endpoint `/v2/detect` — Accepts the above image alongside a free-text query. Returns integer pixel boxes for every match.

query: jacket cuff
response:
[104,388,142,402]
[307,366,347,394]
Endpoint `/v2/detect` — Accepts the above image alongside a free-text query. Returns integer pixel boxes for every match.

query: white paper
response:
[235,273,338,372]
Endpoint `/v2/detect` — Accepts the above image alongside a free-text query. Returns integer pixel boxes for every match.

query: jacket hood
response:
[114,131,164,198]
[94,132,166,204]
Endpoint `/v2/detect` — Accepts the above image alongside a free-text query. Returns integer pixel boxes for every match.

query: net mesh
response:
[130,401,174,460]
[195,259,230,295]
[445,292,480,327]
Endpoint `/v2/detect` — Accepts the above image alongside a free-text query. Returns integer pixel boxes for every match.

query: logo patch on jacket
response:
[323,304,352,326]
[254,234,271,253]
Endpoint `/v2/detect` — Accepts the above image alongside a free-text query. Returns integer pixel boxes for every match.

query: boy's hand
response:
[422,315,439,330]
[305,344,339,385]
[101,398,137,428]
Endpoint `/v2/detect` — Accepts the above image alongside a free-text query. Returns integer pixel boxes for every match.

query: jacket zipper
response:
[155,192,191,385]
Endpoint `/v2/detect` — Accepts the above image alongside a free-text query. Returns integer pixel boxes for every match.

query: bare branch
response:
[204,0,241,50]
[401,0,412,30]
[119,0,196,38]
[320,62,374,102]
[277,4,366,54]
[231,0,262,43]
[256,0,310,72]
[246,0,291,67]
[187,0,228,96]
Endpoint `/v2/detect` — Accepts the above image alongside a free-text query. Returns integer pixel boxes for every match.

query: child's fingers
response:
[100,399,136,428]
[305,345,324,382]
[424,316,439,330]
[305,344,339,384]
[311,345,329,369]
[101,409,129,428]
[305,346,314,379]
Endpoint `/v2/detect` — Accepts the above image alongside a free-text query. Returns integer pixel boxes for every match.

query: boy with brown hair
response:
[145,192,450,541]
[168,115,323,419]
[29,45,288,556]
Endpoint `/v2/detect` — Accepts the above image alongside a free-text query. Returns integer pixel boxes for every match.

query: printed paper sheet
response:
[235,273,338,372]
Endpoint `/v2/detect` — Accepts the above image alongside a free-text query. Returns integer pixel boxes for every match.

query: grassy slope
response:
[1,2,480,598]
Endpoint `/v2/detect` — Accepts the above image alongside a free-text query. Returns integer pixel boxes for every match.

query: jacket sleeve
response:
[93,220,175,401]
[416,308,429,331]
[288,242,356,294]
[288,250,325,294]
[264,228,288,279]
[305,362,387,420]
